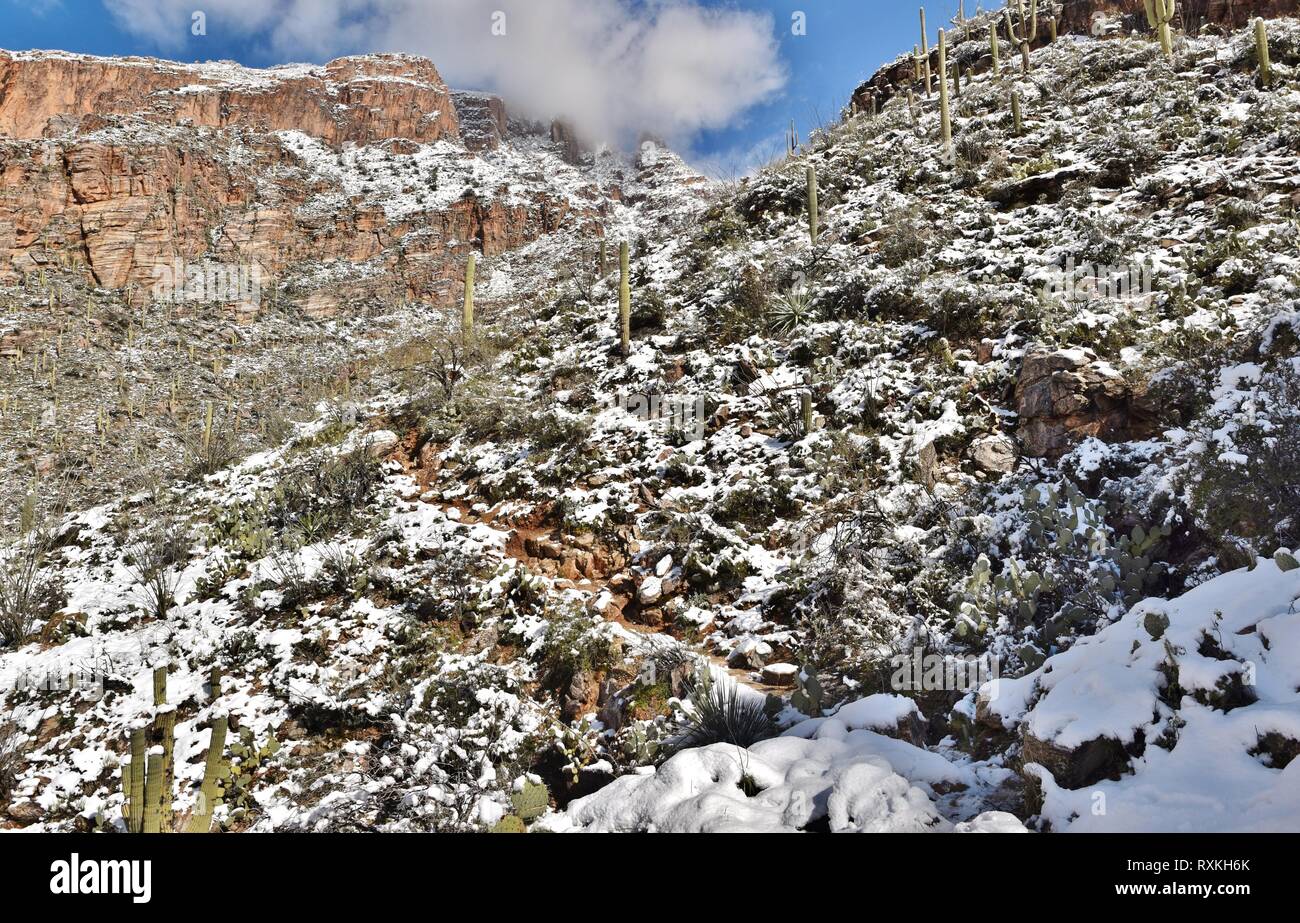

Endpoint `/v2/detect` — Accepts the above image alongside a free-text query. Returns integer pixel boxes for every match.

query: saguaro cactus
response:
[1256,18,1272,86]
[919,8,932,96]
[618,241,630,357]
[598,238,607,276]
[1011,90,1023,135]
[1004,0,1040,75]
[462,253,476,342]
[187,716,230,833]
[142,749,165,833]
[938,29,952,156]
[806,165,819,244]
[153,665,168,707]
[127,727,146,833]
[991,23,1001,75]
[1144,0,1175,61]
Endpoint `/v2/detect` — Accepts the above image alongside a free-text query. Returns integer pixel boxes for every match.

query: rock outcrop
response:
[0,52,459,146]
[1014,346,1148,458]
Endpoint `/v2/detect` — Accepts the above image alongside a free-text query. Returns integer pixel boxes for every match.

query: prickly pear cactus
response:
[510,781,549,822]
[491,814,526,834]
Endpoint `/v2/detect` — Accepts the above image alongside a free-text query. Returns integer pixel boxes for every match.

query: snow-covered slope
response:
[3,19,1300,833]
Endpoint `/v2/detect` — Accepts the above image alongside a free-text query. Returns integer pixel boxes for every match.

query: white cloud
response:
[102,0,787,152]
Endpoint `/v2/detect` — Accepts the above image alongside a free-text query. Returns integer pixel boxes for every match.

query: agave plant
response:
[767,287,815,336]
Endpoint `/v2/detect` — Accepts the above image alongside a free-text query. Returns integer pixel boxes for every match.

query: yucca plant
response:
[675,667,776,749]
[767,287,815,336]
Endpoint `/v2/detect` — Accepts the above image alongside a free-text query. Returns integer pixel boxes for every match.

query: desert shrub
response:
[0,719,26,808]
[877,206,931,268]
[1185,363,1300,555]
[708,263,769,343]
[265,450,382,541]
[178,409,241,480]
[124,524,192,619]
[0,532,65,647]
[713,477,799,532]
[631,287,668,332]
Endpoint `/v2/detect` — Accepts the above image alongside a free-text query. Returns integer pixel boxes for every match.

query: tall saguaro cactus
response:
[806,165,819,245]
[1256,18,1272,86]
[1011,90,1023,135]
[1004,0,1040,75]
[187,716,230,833]
[938,29,953,157]
[126,727,146,833]
[618,241,631,357]
[462,253,476,343]
[1145,0,1175,60]
[919,8,932,96]
[991,22,1001,75]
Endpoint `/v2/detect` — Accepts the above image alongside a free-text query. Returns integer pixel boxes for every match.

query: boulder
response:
[970,434,1018,475]
[1014,345,1146,459]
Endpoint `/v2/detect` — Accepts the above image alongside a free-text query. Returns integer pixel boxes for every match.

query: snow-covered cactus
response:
[1004,0,1040,75]
[491,814,526,833]
[800,390,814,435]
[1256,18,1272,87]
[462,252,476,342]
[126,727,146,833]
[187,716,229,833]
[990,23,1001,75]
[1144,0,1175,61]
[619,240,631,357]
[152,665,167,706]
[806,165,819,244]
[1011,90,1023,135]
[142,749,165,833]
[938,29,952,156]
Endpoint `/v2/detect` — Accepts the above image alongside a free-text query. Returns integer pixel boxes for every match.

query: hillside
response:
[2,9,1299,834]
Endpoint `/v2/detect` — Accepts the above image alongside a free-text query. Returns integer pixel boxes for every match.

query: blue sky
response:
[2,0,968,172]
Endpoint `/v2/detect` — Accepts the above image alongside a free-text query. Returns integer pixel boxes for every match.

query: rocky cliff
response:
[0,51,613,311]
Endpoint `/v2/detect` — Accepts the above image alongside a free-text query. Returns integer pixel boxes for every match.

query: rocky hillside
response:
[0,51,696,513]
[2,9,1299,833]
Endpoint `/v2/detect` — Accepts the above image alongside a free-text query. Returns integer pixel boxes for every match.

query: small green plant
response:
[767,288,815,336]
[675,668,775,749]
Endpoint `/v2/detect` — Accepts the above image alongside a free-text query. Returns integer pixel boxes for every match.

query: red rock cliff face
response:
[0,51,596,313]
[0,52,460,146]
